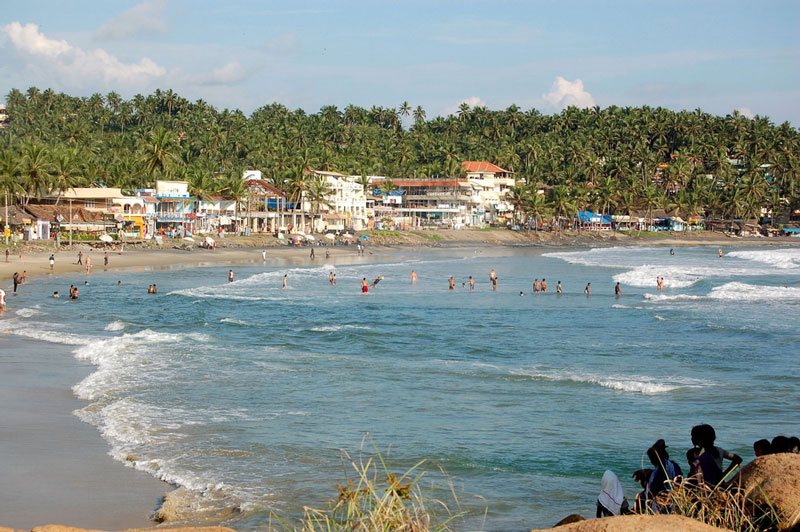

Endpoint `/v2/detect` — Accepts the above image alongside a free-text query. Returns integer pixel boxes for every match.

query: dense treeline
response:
[1,86,799,224]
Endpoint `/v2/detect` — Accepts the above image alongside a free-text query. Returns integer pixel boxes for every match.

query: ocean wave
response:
[104,320,127,331]
[511,367,708,394]
[15,306,42,318]
[221,317,250,325]
[310,324,371,332]
[644,282,800,303]
[0,319,95,345]
[727,248,800,270]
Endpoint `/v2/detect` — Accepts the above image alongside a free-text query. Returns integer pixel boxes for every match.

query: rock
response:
[726,452,800,531]
[530,514,732,532]
[553,514,585,526]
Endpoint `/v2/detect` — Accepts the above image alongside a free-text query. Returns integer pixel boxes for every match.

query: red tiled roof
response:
[461,161,513,174]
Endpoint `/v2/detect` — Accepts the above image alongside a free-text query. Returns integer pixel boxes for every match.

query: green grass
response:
[367,230,404,237]
[269,435,469,532]
[417,232,443,242]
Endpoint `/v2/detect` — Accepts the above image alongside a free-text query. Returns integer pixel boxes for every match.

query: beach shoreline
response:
[2,229,798,283]
[1,233,798,531]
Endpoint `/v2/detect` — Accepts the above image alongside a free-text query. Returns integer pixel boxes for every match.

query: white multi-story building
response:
[462,161,516,222]
[303,170,368,231]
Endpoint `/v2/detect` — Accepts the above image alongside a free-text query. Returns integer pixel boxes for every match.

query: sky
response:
[1,1,799,125]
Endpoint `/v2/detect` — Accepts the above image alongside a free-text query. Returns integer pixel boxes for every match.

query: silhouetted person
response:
[753,439,772,457]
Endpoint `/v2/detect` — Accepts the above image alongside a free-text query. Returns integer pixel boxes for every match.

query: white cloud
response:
[190,61,249,85]
[736,107,755,119]
[443,96,487,116]
[3,22,166,87]
[542,76,595,110]
[95,0,168,41]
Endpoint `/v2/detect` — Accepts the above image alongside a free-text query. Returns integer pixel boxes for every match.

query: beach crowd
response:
[595,424,800,518]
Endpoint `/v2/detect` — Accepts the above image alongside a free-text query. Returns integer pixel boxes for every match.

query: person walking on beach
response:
[615,282,621,297]
[85,256,91,273]
[4,249,9,263]
[584,282,591,295]
[262,249,267,261]
[49,254,55,270]
[77,251,82,265]
[310,247,315,259]
[0,285,6,312]
[228,269,234,282]
[103,251,109,269]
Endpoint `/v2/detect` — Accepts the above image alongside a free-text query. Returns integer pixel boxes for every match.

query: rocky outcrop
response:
[726,453,800,532]
[530,514,732,532]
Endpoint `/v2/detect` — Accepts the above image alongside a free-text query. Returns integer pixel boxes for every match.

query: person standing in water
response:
[283,274,288,288]
[469,276,475,291]
[615,282,622,297]
[541,279,547,292]
[718,248,723,258]
[228,269,234,282]
[361,277,369,293]
[448,276,456,290]
[585,282,591,295]
[410,270,418,283]
[556,281,562,294]
[329,271,335,285]
[262,249,267,261]
[533,279,540,293]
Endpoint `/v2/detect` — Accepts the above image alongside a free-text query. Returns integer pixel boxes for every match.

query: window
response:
[84,200,95,208]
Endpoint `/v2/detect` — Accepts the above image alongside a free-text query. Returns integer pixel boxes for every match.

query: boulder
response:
[726,452,800,531]
[530,514,731,532]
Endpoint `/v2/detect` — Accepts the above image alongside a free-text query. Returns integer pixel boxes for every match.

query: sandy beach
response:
[1,230,799,531]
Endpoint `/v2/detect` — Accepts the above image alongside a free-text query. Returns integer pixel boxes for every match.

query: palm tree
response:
[305,176,334,232]
[19,142,54,206]
[548,185,576,230]
[141,126,179,180]
[51,149,82,204]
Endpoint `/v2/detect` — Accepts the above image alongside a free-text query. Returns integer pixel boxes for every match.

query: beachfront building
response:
[303,170,369,232]
[0,103,8,128]
[370,177,480,228]
[195,197,238,233]
[154,180,194,236]
[462,161,516,224]
[242,170,290,233]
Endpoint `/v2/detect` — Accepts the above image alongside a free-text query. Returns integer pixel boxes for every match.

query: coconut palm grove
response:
[2,86,799,229]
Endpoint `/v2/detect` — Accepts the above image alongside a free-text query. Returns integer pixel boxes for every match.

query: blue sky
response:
[2,0,799,124]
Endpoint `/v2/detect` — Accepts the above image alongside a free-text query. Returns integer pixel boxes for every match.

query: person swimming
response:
[371,276,384,288]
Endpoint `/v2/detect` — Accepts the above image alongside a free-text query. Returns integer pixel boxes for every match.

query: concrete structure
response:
[370,177,480,228]
[154,180,194,236]
[303,170,368,231]
[462,161,516,223]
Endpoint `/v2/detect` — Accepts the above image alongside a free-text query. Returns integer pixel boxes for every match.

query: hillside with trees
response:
[1,87,799,225]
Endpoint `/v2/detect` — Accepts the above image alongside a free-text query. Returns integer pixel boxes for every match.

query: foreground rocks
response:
[531,514,732,531]
[727,452,800,531]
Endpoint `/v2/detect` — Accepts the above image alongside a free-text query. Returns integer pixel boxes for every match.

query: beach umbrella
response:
[183,236,196,242]
[99,234,113,243]
[205,236,215,246]
[359,235,369,240]
[342,233,355,239]
[305,235,316,241]
[324,233,335,240]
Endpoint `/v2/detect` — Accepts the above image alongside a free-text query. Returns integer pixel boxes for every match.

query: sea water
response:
[2,245,799,531]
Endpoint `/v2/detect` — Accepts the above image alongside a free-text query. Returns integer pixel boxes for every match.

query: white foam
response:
[707,282,800,302]
[15,306,42,318]
[728,248,800,270]
[104,320,127,331]
[0,319,94,345]
[310,324,370,332]
[511,367,709,395]
[220,317,250,325]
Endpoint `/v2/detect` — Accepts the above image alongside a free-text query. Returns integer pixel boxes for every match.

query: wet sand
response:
[0,335,170,529]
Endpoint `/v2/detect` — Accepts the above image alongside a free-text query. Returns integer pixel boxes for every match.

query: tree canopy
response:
[1,87,799,224]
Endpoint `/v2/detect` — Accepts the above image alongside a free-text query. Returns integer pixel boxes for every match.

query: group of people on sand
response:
[596,424,800,518]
